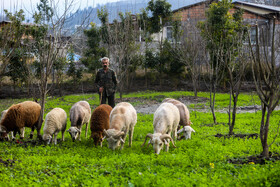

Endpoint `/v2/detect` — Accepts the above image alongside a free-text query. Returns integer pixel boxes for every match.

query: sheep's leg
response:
[61,130,65,142]
[173,126,178,141]
[78,128,82,141]
[120,132,128,150]
[165,139,170,152]
[30,126,35,139]
[128,126,134,147]
[20,128,25,139]
[85,123,88,138]
[53,133,58,145]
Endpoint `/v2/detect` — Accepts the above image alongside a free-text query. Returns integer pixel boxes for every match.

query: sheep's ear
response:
[66,129,70,132]
[177,128,184,134]
[102,136,107,141]
[103,129,109,137]
[191,127,196,134]
[120,137,125,143]
[75,127,81,133]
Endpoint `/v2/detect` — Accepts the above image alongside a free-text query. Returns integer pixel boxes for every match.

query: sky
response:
[0,0,123,19]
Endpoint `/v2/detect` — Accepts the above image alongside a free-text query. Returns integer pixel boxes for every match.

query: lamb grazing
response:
[142,102,180,155]
[162,98,195,140]
[0,101,41,140]
[103,102,137,151]
[177,126,195,140]
[42,108,67,145]
[90,104,112,147]
[67,101,91,141]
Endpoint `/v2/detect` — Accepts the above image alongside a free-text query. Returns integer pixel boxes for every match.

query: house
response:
[156,0,280,43]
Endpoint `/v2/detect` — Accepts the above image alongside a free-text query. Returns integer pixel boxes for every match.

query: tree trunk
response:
[230,96,238,135]
[210,90,217,124]
[145,66,148,89]
[228,89,232,135]
[261,110,271,158]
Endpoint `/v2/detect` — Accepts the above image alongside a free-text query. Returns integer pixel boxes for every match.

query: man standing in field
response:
[95,57,118,108]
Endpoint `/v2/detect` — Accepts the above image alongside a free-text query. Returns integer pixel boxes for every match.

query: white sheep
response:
[42,108,67,145]
[162,98,195,140]
[67,101,91,141]
[142,102,180,154]
[103,102,137,151]
[177,126,195,140]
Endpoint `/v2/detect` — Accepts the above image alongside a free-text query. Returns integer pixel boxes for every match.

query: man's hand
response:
[99,87,104,93]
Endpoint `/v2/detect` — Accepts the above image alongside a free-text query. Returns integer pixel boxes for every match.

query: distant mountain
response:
[63,0,199,34]
[63,0,279,34]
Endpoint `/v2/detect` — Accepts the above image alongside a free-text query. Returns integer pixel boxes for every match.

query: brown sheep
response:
[90,104,112,146]
[0,101,41,140]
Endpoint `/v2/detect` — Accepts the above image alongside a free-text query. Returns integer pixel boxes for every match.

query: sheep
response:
[103,102,137,151]
[177,126,195,140]
[90,104,112,147]
[142,102,180,154]
[162,98,195,140]
[0,101,41,140]
[42,108,67,145]
[67,101,91,141]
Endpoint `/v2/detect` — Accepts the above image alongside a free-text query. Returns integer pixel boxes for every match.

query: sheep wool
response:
[68,101,91,141]
[0,101,41,139]
[43,108,67,144]
[104,102,137,151]
[90,104,112,146]
[142,102,180,154]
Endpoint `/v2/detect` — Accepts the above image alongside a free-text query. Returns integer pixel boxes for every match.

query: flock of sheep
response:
[0,98,195,154]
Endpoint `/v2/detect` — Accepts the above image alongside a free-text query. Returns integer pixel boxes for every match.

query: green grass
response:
[0,91,280,186]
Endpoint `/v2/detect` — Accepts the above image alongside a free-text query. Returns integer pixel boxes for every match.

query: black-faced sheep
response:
[104,102,137,151]
[0,101,41,140]
[142,102,180,154]
[42,108,67,144]
[90,104,112,147]
[162,98,195,140]
[67,101,91,141]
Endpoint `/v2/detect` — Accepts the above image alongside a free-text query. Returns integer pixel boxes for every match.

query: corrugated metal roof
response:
[233,1,280,12]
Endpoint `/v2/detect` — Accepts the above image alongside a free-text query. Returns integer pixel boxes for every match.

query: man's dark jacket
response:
[95,68,117,96]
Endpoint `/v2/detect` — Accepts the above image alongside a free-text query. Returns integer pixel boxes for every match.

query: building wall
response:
[173,3,207,22]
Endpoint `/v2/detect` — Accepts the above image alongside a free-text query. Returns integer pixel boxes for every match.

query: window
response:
[166,26,173,42]
[249,26,256,44]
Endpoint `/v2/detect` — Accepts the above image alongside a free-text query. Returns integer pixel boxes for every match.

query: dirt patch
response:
[215,133,258,139]
[228,152,280,165]
[177,96,209,105]
[200,123,228,127]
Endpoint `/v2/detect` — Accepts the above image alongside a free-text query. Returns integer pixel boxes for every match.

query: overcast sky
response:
[0,0,123,19]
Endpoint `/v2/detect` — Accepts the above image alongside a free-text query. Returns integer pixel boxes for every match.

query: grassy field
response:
[0,91,280,186]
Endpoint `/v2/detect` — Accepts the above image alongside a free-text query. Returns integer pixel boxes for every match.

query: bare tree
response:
[176,21,206,97]
[27,0,81,139]
[225,33,249,135]
[248,18,280,158]
[105,12,141,99]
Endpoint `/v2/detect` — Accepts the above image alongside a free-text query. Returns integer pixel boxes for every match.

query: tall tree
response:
[81,22,107,75]
[27,0,77,139]
[147,0,172,86]
[198,0,245,127]
[0,10,27,86]
[248,17,280,158]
